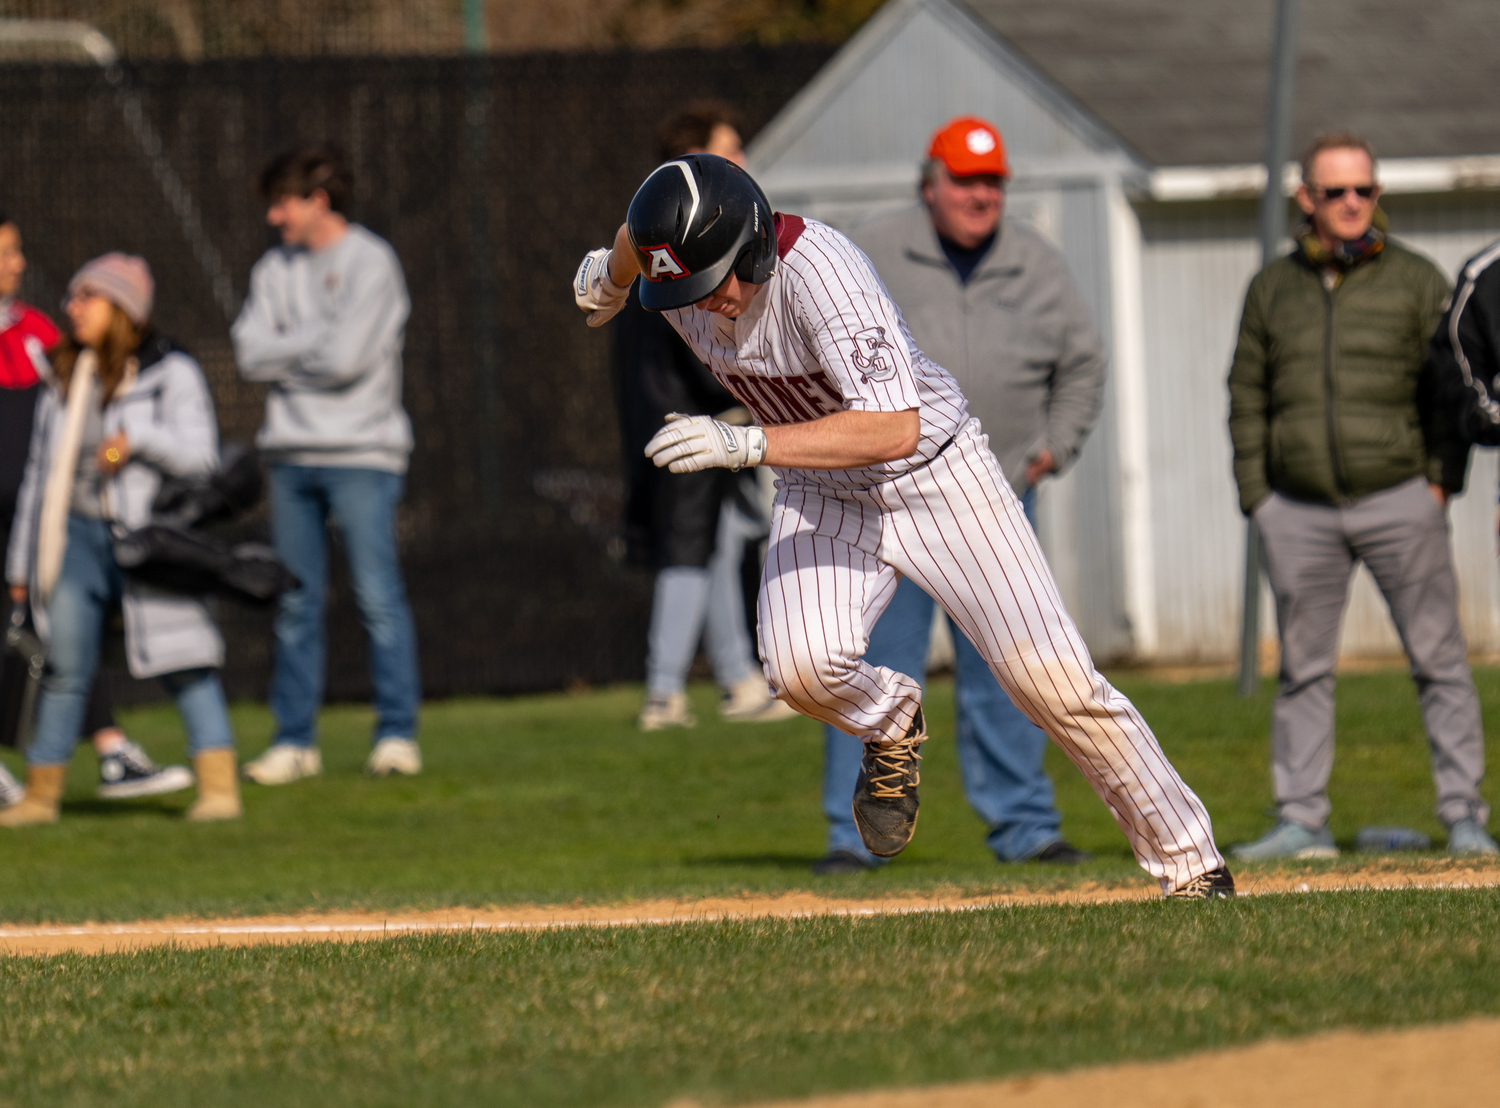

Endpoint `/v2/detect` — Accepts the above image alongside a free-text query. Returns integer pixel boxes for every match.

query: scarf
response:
[1295,207,1390,287]
[34,349,98,601]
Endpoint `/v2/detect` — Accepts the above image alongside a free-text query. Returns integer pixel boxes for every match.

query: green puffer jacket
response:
[1227,240,1462,515]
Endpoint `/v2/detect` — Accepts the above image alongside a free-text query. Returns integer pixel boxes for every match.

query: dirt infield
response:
[1,861,1495,957]
[732,1017,1500,1108]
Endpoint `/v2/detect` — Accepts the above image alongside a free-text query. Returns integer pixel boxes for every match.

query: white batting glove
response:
[645,413,768,473]
[573,248,629,327]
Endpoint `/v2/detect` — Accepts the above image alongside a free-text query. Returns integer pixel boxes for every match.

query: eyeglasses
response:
[1312,185,1377,201]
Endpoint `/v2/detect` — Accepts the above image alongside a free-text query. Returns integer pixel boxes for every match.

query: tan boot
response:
[0,765,68,827]
[185,749,243,822]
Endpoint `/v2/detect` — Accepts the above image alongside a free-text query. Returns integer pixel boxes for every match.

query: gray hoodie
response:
[231,225,413,473]
[850,206,1106,494]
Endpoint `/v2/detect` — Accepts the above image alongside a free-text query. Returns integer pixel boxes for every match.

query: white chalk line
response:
[0,877,1494,943]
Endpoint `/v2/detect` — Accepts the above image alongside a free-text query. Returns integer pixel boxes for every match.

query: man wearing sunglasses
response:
[1228,132,1496,859]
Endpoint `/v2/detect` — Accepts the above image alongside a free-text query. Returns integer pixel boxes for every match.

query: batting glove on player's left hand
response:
[645,413,768,473]
[573,248,629,327]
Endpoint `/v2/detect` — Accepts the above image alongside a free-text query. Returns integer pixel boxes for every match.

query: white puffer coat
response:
[5,335,225,677]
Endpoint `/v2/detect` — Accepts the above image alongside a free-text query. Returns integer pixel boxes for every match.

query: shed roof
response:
[963,0,1500,166]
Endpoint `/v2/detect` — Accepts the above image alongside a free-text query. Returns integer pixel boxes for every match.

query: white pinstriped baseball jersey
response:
[650,212,1224,892]
[663,216,968,493]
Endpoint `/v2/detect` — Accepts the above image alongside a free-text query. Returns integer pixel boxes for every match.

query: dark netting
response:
[0,44,834,701]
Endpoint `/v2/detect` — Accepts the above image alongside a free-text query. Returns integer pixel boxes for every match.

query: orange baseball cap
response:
[927,116,1009,178]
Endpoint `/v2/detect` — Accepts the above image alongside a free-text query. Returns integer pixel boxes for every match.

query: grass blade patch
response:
[2,889,1497,1107]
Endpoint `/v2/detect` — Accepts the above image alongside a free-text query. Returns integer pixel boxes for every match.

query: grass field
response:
[2,668,1496,922]
[2,668,1497,1106]
[3,889,1498,1107]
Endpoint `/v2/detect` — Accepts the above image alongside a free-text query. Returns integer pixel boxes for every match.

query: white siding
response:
[1138,193,1500,661]
[1138,202,1262,660]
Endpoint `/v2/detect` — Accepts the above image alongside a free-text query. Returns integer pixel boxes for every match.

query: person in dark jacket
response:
[1426,239,1500,456]
[1227,132,1495,859]
[616,104,795,731]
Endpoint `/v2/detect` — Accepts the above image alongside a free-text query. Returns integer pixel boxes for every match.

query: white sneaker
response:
[0,762,24,808]
[719,676,800,723]
[241,744,322,786]
[365,737,422,777]
[638,692,695,731]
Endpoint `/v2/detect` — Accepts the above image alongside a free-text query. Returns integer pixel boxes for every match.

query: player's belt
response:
[906,432,957,474]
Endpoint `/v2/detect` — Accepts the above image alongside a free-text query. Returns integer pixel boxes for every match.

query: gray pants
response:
[1254,477,1488,830]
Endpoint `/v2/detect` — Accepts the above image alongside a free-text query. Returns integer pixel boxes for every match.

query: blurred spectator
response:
[811,116,1104,874]
[1426,236,1500,531]
[232,144,423,783]
[1228,132,1496,859]
[3,253,241,826]
[614,103,795,730]
[0,218,194,807]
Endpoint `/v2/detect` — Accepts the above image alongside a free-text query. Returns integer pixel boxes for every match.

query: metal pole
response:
[1238,0,1300,697]
[463,0,503,511]
[463,0,485,52]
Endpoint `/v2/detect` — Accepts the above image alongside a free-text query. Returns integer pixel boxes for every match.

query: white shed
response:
[747,0,1500,663]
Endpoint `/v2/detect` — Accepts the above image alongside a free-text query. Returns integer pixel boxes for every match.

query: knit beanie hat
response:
[67,253,154,326]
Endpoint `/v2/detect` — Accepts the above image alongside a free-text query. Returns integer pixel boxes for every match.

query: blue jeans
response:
[268,465,421,748]
[822,489,1063,863]
[646,498,761,697]
[30,515,234,767]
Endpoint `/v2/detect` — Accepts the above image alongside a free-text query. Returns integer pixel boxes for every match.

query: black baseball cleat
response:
[1166,866,1236,900]
[851,708,926,858]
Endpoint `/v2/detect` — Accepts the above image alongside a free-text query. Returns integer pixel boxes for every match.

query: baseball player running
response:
[574,155,1232,898]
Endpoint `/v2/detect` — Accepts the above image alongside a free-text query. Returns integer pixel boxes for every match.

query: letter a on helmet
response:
[626,154,777,311]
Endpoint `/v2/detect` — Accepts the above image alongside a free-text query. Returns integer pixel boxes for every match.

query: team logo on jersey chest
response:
[851,326,897,381]
[640,243,689,280]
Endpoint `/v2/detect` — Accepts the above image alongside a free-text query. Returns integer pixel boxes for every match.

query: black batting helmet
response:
[626,154,776,311]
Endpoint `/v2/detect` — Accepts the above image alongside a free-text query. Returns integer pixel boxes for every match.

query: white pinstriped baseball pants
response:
[758,419,1224,891]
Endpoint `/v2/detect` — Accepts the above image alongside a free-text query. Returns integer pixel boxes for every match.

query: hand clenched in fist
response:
[644,413,768,473]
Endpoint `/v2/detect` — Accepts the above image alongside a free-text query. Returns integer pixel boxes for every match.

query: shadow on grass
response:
[61,798,190,818]
[682,853,823,870]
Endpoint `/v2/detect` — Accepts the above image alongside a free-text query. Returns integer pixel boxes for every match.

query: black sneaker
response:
[1166,866,1236,900]
[1030,840,1092,865]
[97,742,195,800]
[851,708,925,858]
[811,850,876,876]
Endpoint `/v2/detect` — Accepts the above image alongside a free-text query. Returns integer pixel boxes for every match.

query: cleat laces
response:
[1167,874,1213,899]
[1166,867,1234,899]
[867,738,922,799]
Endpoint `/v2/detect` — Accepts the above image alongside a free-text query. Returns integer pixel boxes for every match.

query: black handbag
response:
[112,526,298,605]
[111,444,299,606]
[1,604,45,750]
[150,442,266,529]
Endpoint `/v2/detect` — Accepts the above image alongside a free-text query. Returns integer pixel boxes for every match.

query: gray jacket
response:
[231,225,413,473]
[851,206,1107,493]
[6,345,225,678]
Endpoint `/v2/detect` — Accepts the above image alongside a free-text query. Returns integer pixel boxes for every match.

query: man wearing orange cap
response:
[813,116,1108,874]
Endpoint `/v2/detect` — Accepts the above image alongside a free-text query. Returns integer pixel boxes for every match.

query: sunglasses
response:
[1312,185,1377,201]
